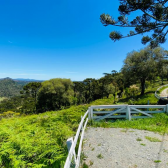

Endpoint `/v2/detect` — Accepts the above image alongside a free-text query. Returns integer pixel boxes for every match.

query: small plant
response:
[154,160,161,163]
[82,163,89,168]
[81,152,87,160]
[89,160,94,166]
[136,137,142,141]
[91,147,95,151]
[140,143,146,146]
[121,129,127,133]
[97,153,103,159]
[163,149,168,153]
[145,136,161,142]
[98,143,101,146]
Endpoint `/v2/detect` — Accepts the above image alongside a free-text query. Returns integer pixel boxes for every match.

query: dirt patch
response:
[160,88,168,97]
[82,127,168,168]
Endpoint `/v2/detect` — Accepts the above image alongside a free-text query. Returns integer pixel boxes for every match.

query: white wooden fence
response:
[64,104,168,168]
[64,110,89,168]
[89,105,168,121]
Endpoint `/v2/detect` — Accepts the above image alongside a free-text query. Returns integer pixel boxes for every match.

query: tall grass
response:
[91,113,168,134]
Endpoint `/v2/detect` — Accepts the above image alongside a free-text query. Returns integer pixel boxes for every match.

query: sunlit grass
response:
[90,113,168,134]
[0,105,88,168]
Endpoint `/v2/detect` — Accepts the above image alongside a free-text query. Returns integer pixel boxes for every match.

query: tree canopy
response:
[122,46,168,95]
[37,78,74,112]
[100,0,168,48]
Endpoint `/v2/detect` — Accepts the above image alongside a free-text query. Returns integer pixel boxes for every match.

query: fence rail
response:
[89,105,168,121]
[64,110,89,168]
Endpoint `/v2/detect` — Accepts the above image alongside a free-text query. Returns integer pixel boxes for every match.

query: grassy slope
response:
[0,106,88,168]
[0,96,117,168]
[0,80,168,167]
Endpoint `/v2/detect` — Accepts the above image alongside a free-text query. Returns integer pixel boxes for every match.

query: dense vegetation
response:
[0,105,88,168]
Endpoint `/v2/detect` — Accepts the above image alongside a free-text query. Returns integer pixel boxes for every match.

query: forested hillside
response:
[0,78,24,97]
[0,78,35,98]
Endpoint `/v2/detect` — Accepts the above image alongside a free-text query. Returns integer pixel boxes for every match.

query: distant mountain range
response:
[0,77,44,82]
[0,77,44,98]
[14,78,44,82]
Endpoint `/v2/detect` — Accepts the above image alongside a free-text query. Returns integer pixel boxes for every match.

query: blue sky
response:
[0,0,167,81]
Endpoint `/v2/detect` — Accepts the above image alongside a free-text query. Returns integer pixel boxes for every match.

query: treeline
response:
[0,46,168,114]
[0,74,123,114]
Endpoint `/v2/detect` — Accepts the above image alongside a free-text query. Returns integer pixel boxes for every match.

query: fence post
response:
[66,137,77,165]
[66,137,74,152]
[88,107,91,120]
[81,116,83,130]
[126,105,131,121]
[147,100,149,111]
[90,107,93,120]
[166,104,168,114]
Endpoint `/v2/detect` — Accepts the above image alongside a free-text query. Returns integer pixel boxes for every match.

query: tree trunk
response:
[140,78,145,95]
[113,93,115,103]
[162,76,163,85]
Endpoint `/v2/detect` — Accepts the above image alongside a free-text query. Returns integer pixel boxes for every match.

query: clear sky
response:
[0,0,167,81]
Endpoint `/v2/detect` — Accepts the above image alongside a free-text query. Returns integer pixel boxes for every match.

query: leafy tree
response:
[99,74,114,98]
[103,71,124,98]
[37,78,74,112]
[111,70,118,77]
[0,96,22,113]
[20,82,41,113]
[83,78,98,103]
[122,46,167,95]
[104,83,115,98]
[22,82,41,99]
[73,81,86,104]
[154,48,168,84]
[100,0,168,48]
